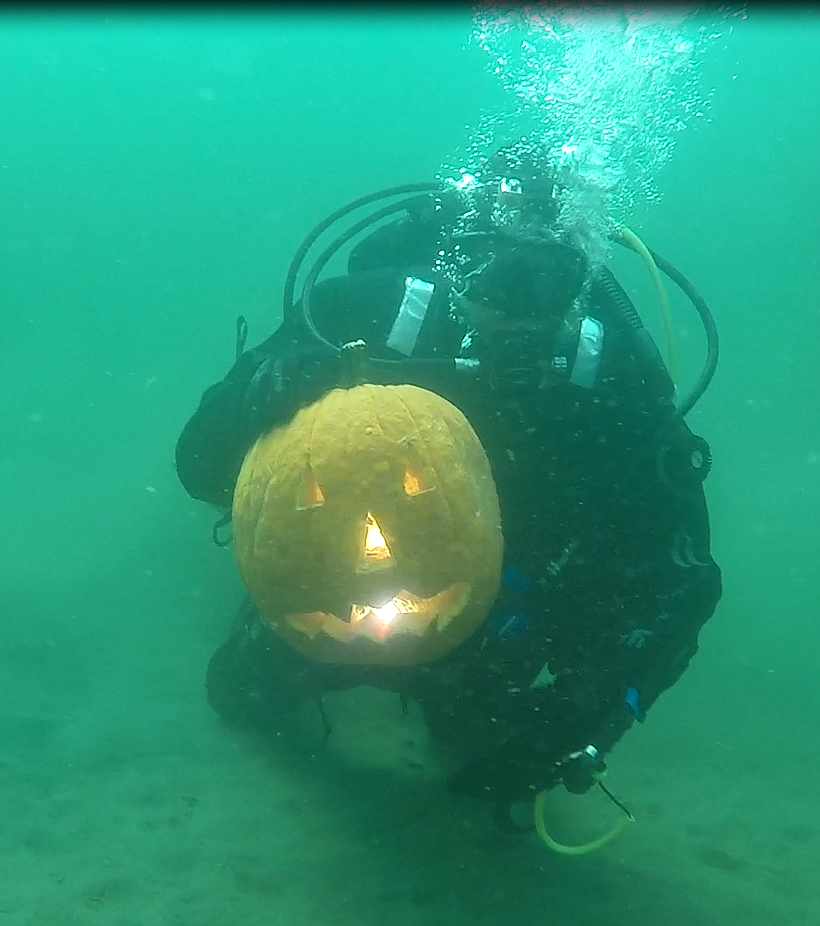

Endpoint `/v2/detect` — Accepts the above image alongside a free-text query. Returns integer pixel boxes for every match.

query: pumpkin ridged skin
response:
[232,383,504,666]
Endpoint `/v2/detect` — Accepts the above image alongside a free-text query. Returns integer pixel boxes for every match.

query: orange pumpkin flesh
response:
[232,383,503,666]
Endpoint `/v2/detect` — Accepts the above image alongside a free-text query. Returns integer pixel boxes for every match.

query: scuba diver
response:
[175,143,722,829]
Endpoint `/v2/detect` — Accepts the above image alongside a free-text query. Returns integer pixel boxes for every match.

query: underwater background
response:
[1,6,818,925]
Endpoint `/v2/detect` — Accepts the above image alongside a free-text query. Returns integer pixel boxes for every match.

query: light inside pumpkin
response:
[357,512,393,573]
[350,594,415,640]
[350,594,418,626]
[286,584,470,645]
[372,599,399,624]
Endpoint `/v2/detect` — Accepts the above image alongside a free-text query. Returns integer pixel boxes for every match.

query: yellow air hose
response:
[614,226,678,390]
[533,781,636,856]
[529,229,676,857]
[529,227,673,857]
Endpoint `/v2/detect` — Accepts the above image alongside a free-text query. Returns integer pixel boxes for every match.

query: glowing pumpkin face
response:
[232,383,504,666]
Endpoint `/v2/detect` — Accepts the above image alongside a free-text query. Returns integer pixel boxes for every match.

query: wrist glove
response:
[241,342,340,439]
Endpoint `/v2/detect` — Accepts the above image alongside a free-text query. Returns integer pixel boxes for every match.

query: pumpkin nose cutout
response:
[356,512,393,573]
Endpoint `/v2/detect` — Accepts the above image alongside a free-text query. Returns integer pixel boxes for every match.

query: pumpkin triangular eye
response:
[356,512,393,573]
[403,445,436,496]
[295,466,325,510]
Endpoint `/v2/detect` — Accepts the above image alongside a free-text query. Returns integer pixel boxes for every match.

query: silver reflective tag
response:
[386,277,435,357]
[570,316,605,389]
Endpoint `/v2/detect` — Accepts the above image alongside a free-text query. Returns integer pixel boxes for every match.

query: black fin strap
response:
[212,510,232,547]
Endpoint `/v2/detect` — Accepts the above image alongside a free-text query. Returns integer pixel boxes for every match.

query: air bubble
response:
[439,6,739,268]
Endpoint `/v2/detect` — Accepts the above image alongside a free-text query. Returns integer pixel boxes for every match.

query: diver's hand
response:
[241,343,339,437]
[560,754,599,794]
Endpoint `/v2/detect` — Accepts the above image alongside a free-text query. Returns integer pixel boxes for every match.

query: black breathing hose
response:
[284,183,719,415]
[595,267,678,402]
[643,247,720,419]
[290,182,464,378]
[282,182,445,326]
[300,196,435,353]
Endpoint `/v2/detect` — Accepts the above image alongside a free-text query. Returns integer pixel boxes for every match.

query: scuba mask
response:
[461,239,588,323]
[458,238,589,391]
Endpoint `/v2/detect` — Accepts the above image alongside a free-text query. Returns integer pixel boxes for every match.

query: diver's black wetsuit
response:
[176,203,721,804]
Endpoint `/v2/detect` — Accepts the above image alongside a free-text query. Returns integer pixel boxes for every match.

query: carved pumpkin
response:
[232,383,504,666]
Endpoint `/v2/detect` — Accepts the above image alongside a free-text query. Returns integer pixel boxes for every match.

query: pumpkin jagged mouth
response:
[283,582,471,645]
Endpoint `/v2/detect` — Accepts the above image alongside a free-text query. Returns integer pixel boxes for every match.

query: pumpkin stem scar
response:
[339,339,370,387]
[367,386,389,447]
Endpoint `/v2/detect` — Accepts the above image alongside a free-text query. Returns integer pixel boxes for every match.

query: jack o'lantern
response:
[232,383,504,666]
